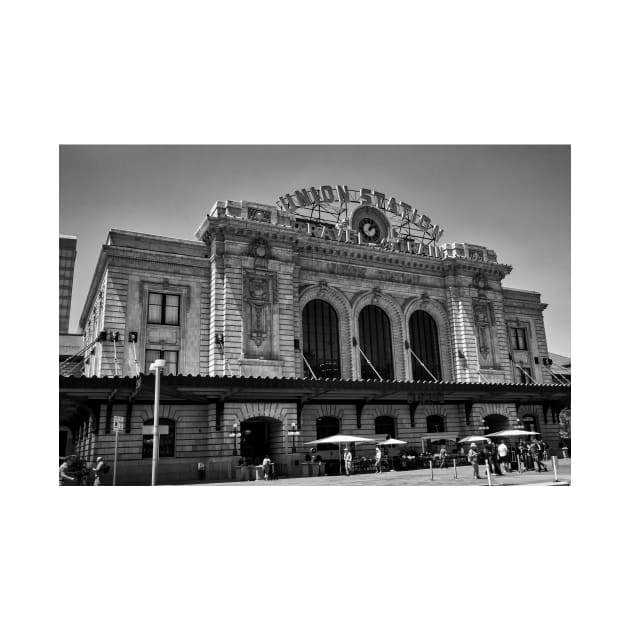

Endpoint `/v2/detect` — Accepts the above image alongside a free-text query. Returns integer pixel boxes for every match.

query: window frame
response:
[510,327,528,350]
[301,299,341,380]
[147,292,181,326]
[144,349,179,375]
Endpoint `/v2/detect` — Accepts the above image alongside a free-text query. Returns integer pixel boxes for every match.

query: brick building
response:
[59,187,570,484]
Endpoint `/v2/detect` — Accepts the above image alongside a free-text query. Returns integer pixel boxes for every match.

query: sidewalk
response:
[197,458,571,486]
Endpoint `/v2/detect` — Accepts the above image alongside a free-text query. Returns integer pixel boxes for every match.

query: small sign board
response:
[142,425,169,435]
[113,416,125,432]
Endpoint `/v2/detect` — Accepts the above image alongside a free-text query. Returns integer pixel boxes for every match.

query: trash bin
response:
[561,447,569,459]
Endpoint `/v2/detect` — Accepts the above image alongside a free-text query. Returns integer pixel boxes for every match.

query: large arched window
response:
[142,418,176,458]
[316,416,340,452]
[374,416,396,439]
[302,300,341,379]
[358,305,394,380]
[408,310,442,381]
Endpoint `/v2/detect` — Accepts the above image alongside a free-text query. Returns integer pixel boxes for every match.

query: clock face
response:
[255,244,266,257]
[358,217,381,242]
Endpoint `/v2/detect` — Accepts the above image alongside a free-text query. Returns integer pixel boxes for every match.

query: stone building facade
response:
[59,192,570,484]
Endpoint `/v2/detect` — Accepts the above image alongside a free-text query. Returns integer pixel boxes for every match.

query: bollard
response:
[429,459,433,481]
[453,458,457,479]
[486,462,492,486]
[552,455,559,482]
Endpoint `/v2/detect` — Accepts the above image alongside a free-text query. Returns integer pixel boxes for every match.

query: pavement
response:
[202,458,571,486]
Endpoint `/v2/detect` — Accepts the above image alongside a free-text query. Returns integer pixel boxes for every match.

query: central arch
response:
[358,305,394,380]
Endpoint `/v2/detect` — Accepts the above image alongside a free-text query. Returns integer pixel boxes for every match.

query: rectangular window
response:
[510,327,528,350]
[519,367,532,384]
[145,349,178,375]
[148,292,180,325]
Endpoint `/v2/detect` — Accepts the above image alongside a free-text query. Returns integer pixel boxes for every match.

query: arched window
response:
[374,416,396,439]
[302,300,341,379]
[408,310,442,381]
[426,415,445,433]
[358,305,394,380]
[316,416,340,452]
[142,418,175,458]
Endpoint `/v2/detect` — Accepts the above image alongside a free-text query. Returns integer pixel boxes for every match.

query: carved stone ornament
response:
[317,280,328,296]
[473,302,491,358]
[248,237,270,259]
[473,273,488,289]
[244,271,277,350]
[371,287,382,304]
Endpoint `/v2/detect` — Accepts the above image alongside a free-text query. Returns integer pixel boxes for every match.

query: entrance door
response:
[240,420,270,463]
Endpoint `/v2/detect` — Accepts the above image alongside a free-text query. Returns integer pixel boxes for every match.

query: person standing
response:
[374,446,382,473]
[93,456,109,485]
[497,440,511,473]
[343,447,353,476]
[262,455,272,481]
[59,456,75,486]
[467,443,480,479]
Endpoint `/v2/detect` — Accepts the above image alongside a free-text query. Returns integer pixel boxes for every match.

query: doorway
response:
[484,414,510,433]
[240,418,272,463]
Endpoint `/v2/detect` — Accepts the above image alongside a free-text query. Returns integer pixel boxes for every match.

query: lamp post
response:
[149,358,166,486]
[229,423,241,456]
[288,422,300,453]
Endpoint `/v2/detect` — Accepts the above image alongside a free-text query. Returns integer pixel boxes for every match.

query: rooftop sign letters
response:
[276,185,444,257]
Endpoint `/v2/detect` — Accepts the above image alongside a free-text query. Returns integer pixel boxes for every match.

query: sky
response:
[59,145,570,355]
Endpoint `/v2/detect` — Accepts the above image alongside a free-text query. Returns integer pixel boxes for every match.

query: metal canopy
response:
[59,374,571,406]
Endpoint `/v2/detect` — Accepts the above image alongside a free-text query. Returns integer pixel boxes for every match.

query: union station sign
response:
[275,185,444,257]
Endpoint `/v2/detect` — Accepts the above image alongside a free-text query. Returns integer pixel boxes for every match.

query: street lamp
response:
[229,423,241,456]
[149,358,166,486]
[478,422,489,433]
[288,422,300,453]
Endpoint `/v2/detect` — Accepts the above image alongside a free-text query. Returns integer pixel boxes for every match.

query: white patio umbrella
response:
[304,434,377,475]
[377,438,407,472]
[458,435,492,443]
[485,429,540,438]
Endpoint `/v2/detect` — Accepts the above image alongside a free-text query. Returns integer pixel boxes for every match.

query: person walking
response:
[438,444,448,469]
[467,443,480,479]
[59,456,76,486]
[374,445,382,473]
[262,455,272,481]
[540,439,549,461]
[531,441,548,472]
[497,440,511,473]
[93,456,109,485]
[343,447,353,476]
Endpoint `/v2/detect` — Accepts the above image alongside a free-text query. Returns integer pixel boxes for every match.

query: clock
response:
[358,217,381,243]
